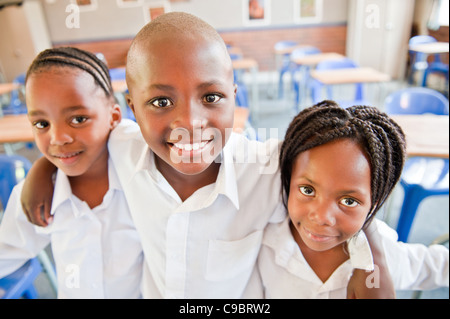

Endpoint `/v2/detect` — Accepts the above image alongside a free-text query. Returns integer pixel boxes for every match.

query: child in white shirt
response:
[19,14,396,299]
[258,101,449,298]
[0,47,143,298]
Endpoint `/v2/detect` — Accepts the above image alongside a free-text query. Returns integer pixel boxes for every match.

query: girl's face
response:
[26,68,121,178]
[126,32,236,180]
[288,139,372,253]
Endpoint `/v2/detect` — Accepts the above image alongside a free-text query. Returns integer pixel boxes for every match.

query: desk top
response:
[112,79,128,93]
[0,83,20,96]
[310,67,391,85]
[0,114,33,144]
[232,58,258,70]
[391,114,449,158]
[409,42,449,54]
[291,52,346,66]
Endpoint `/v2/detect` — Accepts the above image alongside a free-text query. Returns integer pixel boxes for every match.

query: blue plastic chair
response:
[229,53,249,108]
[274,41,299,98]
[0,154,31,210]
[2,73,27,116]
[0,258,42,299]
[0,154,44,299]
[408,35,449,87]
[109,67,135,121]
[289,46,321,107]
[384,87,449,242]
[310,58,368,108]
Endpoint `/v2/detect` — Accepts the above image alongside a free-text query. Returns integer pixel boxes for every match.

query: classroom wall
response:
[40,0,348,71]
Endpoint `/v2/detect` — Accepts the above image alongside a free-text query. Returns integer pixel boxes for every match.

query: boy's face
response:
[288,139,372,253]
[26,68,121,177]
[126,33,236,178]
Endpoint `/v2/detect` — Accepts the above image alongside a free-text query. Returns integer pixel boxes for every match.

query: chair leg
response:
[396,186,426,242]
[23,285,39,299]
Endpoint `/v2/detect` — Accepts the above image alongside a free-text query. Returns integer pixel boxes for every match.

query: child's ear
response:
[126,94,136,116]
[110,103,122,129]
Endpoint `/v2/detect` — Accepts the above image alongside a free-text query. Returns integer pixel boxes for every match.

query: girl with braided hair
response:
[0,47,143,298]
[258,101,449,298]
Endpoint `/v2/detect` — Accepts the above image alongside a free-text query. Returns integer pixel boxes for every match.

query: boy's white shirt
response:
[108,119,286,298]
[258,217,449,299]
[0,157,143,299]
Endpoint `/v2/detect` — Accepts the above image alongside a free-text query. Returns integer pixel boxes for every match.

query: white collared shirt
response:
[258,217,449,299]
[108,120,286,298]
[0,158,143,299]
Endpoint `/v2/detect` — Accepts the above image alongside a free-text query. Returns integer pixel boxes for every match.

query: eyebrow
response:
[148,80,227,93]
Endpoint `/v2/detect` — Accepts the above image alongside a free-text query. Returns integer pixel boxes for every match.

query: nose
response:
[308,199,337,226]
[49,124,73,146]
[170,98,207,134]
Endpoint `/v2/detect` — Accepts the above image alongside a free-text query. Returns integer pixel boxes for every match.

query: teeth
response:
[173,141,208,151]
[56,152,81,158]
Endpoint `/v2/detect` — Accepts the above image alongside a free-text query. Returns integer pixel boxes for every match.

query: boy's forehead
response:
[127,31,232,83]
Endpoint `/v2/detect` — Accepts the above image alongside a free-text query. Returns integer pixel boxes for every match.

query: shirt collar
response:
[347,230,374,271]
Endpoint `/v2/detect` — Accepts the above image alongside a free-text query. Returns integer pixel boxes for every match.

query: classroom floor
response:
[4,71,449,299]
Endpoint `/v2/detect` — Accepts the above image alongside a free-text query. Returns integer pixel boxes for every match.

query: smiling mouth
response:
[303,227,337,243]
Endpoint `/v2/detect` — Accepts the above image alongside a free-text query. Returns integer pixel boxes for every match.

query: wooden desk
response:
[409,42,449,54]
[0,114,33,144]
[391,114,449,158]
[310,67,391,85]
[112,79,128,93]
[0,83,19,96]
[291,52,345,66]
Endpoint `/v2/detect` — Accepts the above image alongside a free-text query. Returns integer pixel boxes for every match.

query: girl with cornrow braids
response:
[0,47,143,298]
[258,101,449,298]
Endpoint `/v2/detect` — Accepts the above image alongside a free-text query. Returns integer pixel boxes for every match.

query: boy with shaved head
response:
[22,12,394,299]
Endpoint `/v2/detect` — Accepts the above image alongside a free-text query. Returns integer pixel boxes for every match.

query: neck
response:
[69,151,109,209]
[156,157,221,202]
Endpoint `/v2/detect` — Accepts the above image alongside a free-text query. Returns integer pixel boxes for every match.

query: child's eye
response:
[340,198,359,207]
[150,97,173,108]
[71,116,88,125]
[203,94,222,103]
[33,121,49,129]
[299,186,315,196]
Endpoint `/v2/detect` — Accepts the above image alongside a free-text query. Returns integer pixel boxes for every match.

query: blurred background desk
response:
[392,114,449,158]
[310,67,391,85]
[0,114,33,144]
[0,83,19,96]
[232,58,259,120]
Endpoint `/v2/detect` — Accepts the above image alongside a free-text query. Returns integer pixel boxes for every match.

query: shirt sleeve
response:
[375,219,449,290]
[0,181,51,278]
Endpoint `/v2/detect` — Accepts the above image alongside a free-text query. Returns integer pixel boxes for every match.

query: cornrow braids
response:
[25,47,113,98]
[280,100,406,228]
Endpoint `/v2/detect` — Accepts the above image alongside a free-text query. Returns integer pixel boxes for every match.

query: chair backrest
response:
[0,155,32,210]
[409,35,440,64]
[312,58,363,102]
[290,46,321,60]
[274,40,298,54]
[315,57,359,71]
[384,87,449,115]
[108,67,126,81]
[4,73,27,116]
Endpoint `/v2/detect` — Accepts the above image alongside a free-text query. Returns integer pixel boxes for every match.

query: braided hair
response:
[280,100,406,228]
[25,47,113,99]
